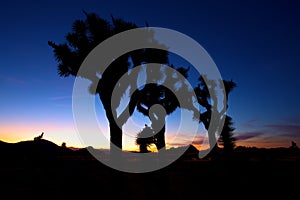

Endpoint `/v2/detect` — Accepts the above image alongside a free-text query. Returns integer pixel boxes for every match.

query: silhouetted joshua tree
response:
[48,11,234,157]
[195,76,236,157]
[48,11,169,157]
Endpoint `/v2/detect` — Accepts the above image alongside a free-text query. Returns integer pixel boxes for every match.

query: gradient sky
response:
[0,0,300,151]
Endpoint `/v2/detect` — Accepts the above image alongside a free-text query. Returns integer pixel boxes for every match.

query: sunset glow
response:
[1,0,300,152]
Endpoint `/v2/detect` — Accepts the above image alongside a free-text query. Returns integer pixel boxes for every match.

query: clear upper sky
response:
[0,0,299,150]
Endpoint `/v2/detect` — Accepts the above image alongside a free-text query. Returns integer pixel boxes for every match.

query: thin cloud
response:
[50,95,72,100]
[166,135,205,147]
[282,116,300,124]
[49,96,72,108]
[235,131,264,141]
[167,141,189,147]
[242,119,258,128]
[237,120,300,142]
[264,124,300,134]
[1,76,27,86]
[53,103,72,108]
[191,135,205,145]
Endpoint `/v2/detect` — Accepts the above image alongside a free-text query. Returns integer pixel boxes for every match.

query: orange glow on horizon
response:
[0,121,83,147]
[1,121,294,151]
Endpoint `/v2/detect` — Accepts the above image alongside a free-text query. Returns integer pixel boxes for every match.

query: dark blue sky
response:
[0,0,300,149]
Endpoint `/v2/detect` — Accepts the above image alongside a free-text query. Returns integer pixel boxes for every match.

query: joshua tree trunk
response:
[154,125,166,151]
[151,111,166,152]
[201,112,218,158]
[109,118,123,157]
[101,94,123,159]
[139,144,149,153]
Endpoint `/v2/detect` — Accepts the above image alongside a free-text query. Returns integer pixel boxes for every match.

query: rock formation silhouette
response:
[34,132,44,141]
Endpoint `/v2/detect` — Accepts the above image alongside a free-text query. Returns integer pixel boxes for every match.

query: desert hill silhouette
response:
[0,139,199,160]
[2,137,300,162]
[0,139,74,161]
[0,137,299,199]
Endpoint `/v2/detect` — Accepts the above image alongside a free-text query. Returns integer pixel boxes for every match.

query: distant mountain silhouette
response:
[167,144,200,160]
[74,146,107,158]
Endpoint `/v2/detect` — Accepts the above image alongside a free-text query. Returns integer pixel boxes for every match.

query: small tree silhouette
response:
[61,142,67,149]
[218,115,236,153]
[135,125,155,153]
[220,80,237,153]
[290,141,299,149]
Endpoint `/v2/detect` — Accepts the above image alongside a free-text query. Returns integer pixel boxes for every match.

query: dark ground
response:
[1,140,299,199]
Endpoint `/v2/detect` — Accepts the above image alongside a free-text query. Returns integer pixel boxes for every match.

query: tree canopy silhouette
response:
[136,124,155,153]
[130,65,199,152]
[48,11,199,155]
[195,77,236,157]
[48,11,236,157]
[218,115,236,153]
